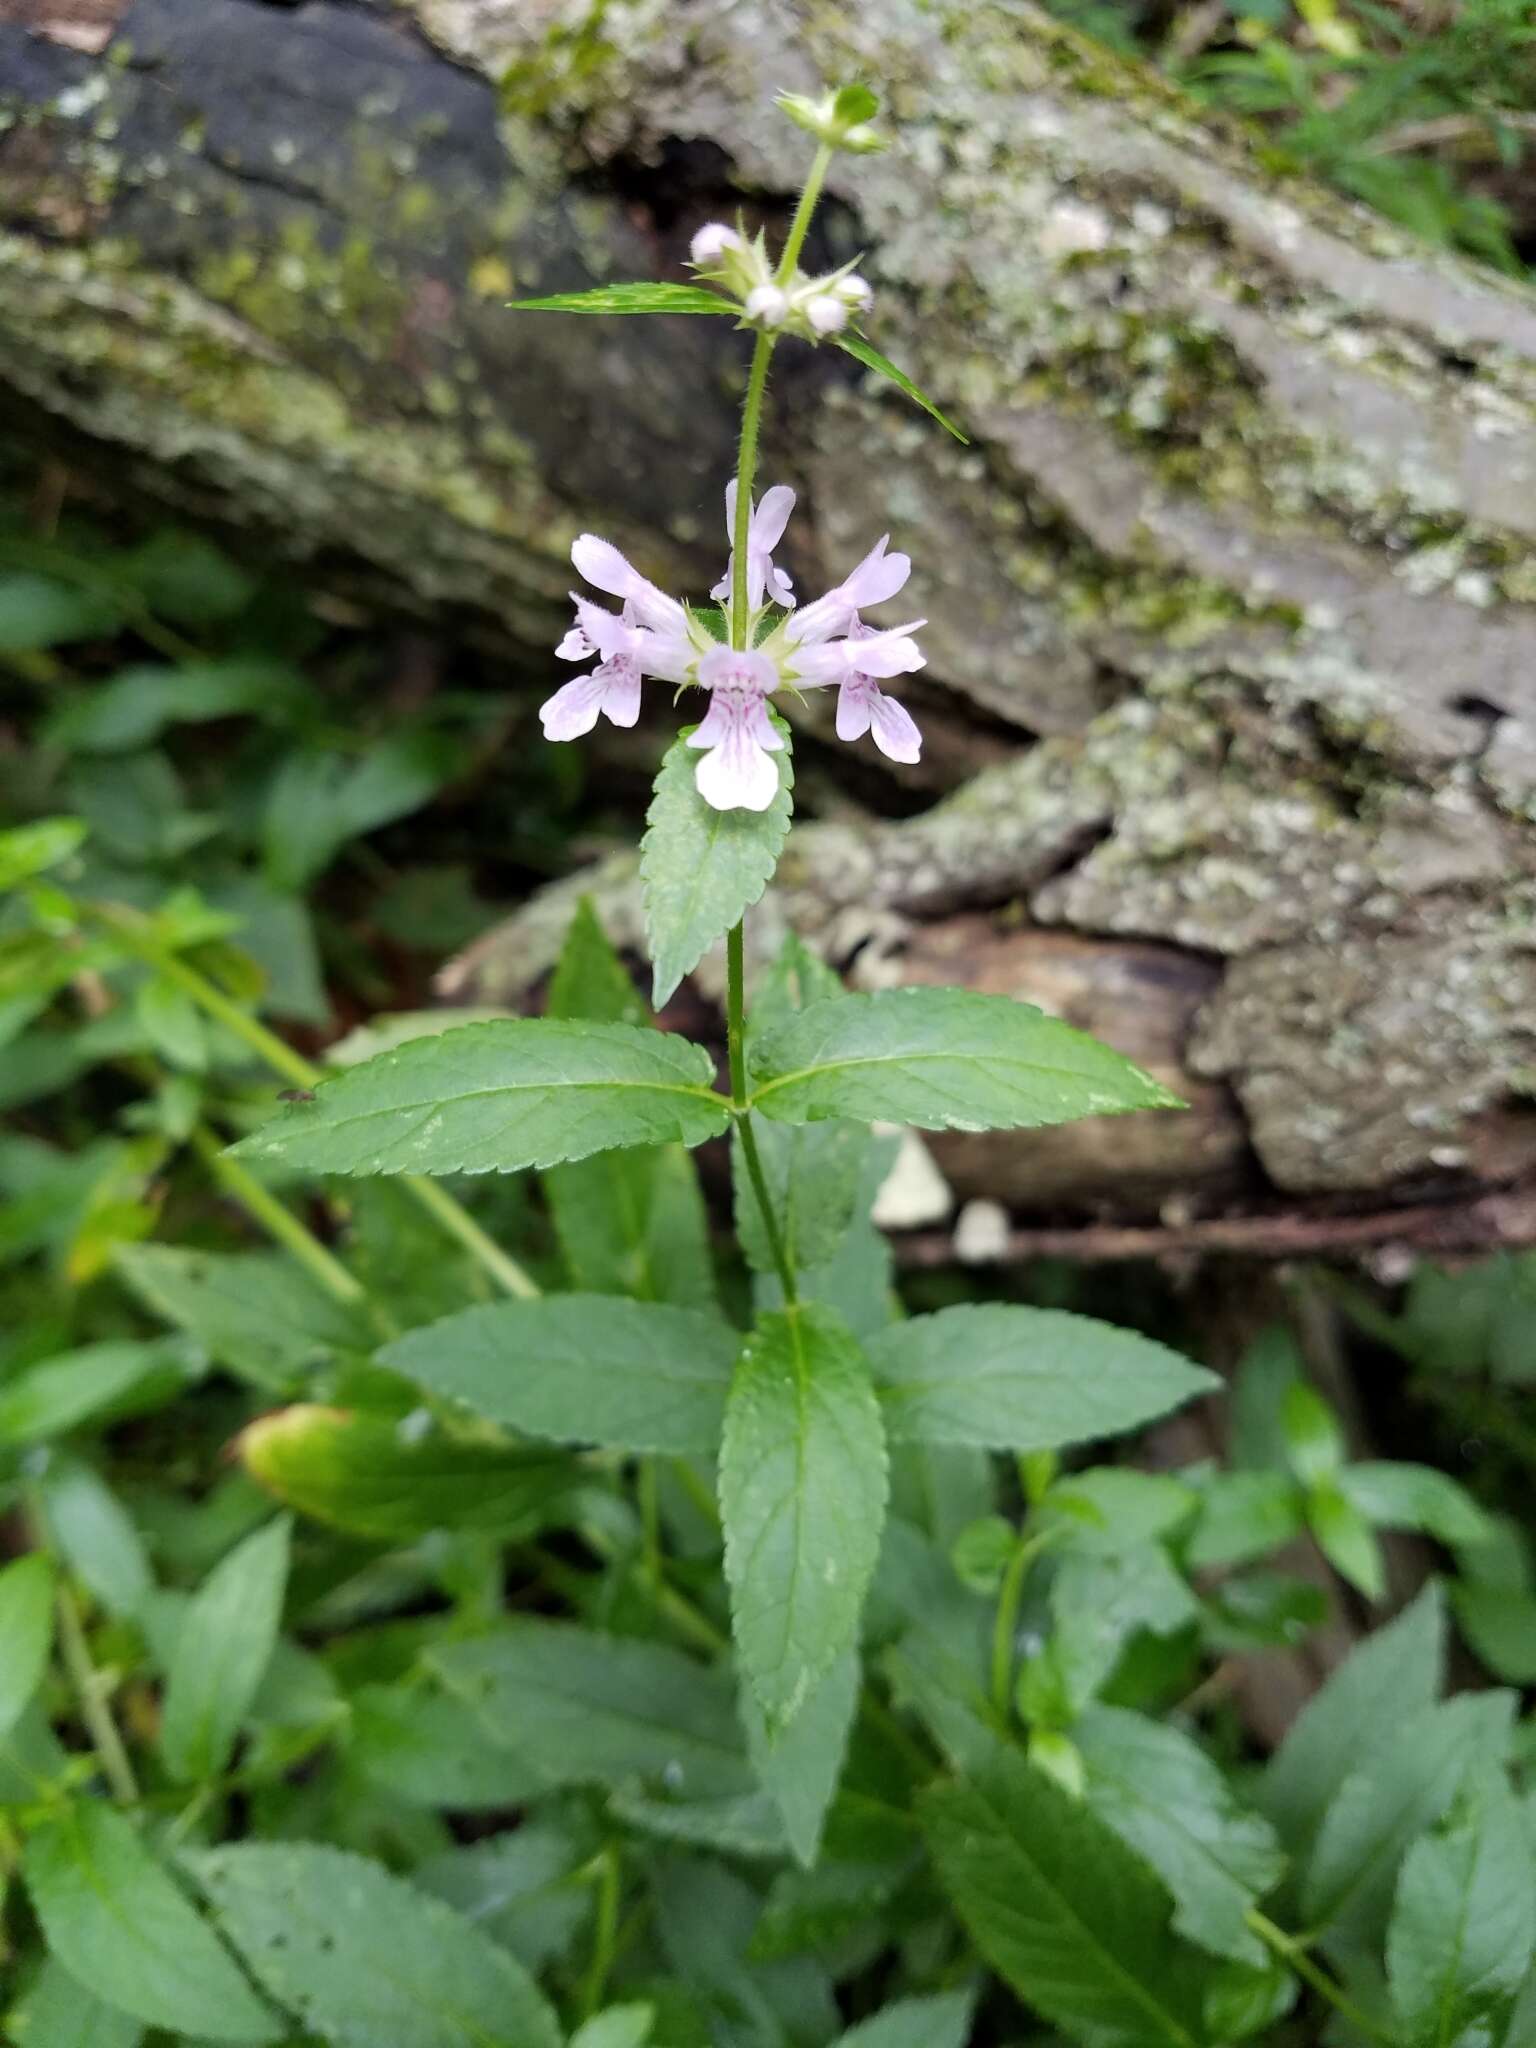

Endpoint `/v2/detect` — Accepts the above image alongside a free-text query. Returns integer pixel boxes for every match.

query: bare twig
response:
[893,1184,1536,1267]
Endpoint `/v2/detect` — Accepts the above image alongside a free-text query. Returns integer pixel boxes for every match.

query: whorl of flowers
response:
[688,221,873,343]
[540,484,925,812]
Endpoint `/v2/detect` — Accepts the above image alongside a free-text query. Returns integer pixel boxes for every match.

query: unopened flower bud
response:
[690,221,743,267]
[745,284,789,326]
[776,82,886,154]
[804,293,848,336]
[834,274,872,310]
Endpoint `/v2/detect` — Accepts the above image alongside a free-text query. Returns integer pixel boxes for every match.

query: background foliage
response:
[4,2,1536,2039]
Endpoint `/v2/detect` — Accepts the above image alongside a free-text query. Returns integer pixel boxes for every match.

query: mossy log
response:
[5,0,1536,1243]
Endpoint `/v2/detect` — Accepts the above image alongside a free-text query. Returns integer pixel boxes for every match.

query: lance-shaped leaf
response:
[189,1841,562,2048]
[509,282,736,316]
[23,1803,277,2042]
[240,1406,576,1541]
[836,331,968,442]
[381,1295,738,1455]
[228,1018,728,1176]
[0,1552,54,1741]
[749,988,1179,1135]
[719,1302,888,1731]
[868,1304,1215,1450]
[923,1740,1216,2048]
[160,1517,291,1784]
[641,725,794,1009]
[1386,1768,1536,2048]
[429,1620,753,1801]
[1075,1705,1286,1967]
[543,898,717,1308]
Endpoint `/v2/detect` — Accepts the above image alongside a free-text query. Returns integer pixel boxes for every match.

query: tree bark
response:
[5,0,1536,1238]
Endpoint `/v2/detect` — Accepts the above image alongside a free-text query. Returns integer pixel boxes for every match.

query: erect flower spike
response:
[540,486,925,808]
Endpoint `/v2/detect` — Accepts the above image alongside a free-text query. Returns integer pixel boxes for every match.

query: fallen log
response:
[5,0,1536,1233]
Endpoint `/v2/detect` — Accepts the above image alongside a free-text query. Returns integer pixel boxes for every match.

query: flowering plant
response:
[7,78,1508,2048]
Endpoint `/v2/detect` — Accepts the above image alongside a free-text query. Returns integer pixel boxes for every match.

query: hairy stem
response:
[1246,1911,1395,2045]
[188,1123,375,1317]
[726,921,798,1303]
[775,142,835,286]
[26,1492,139,1806]
[730,330,775,647]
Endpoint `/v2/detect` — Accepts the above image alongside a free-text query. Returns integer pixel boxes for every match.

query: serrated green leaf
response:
[547,1140,719,1306]
[160,1518,291,1784]
[1303,1691,1516,1941]
[641,726,793,1008]
[44,658,302,756]
[135,974,207,1072]
[743,1644,859,1868]
[428,1620,753,1800]
[113,1243,372,1393]
[1076,1706,1286,1967]
[749,988,1179,1134]
[38,1458,153,1619]
[414,1823,594,1973]
[348,1682,545,1809]
[1339,1462,1495,1547]
[720,1302,888,1731]
[570,2006,656,2048]
[923,1740,1215,2048]
[1185,1470,1303,1569]
[239,1405,575,1541]
[0,817,87,890]
[1306,1481,1385,1600]
[836,331,969,441]
[1387,1770,1536,2048]
[651,1857,839,2045]
[189,1841,561,2048]
[543,901,717,1307]
[832,1993,974,2048]
[381,1295,737,1454]
[0,1552,54,1741]
[5,1954,143,2048]
[1280,1381,1344,1486]
[1262,1580,1443,1858]
[548,896,648,1027]
[23,1804,276,2042]
[866,1304,1215,1450]
[229,1018,728,1175]
[0,1336,203,1446]
[732,1112,872,1275]
[509,282,736,316]
[0,572,118,651]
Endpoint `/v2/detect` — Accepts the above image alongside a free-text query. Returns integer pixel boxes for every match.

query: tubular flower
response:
[539,484,925,809]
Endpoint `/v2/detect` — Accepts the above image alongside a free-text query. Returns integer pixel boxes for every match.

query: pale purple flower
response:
[712,482,796,611]
[687,648,785,811]
[541,485,925,807]
[786,533,910,646]
[831,622,923,763]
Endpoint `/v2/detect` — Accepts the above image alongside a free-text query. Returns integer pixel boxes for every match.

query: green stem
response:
[581,1845,622,2019]
[188,1124,372,1316]
[89,903,539,1301]
[775,142,835,286]
[726,137,834,646]
[991,1536,1033,1718]
[730,330,776,647]
[726,922,797,1303]
[29,1504,140,1807]
[1245,1911,1396,2046]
